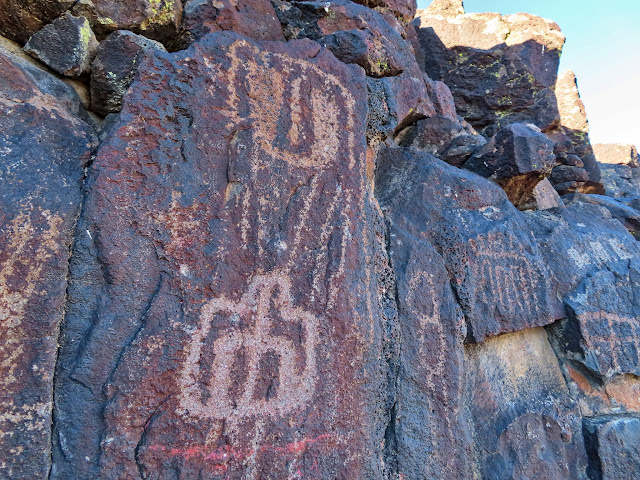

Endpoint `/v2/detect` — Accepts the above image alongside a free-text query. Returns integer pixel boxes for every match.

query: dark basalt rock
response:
[564,193,640,239]
[351,0,417,22]
[24,13,98,77]
[52,32,391,480]
[183,0,285,43]
[464,123,556,209]
[0,0,76,44]
[0,44,97,479]
[90,30,165,116]
[599,162,640,199]
[375,147,563,343]
[414,5,565,137]
[527,203,640,378]
[583,417,640,480]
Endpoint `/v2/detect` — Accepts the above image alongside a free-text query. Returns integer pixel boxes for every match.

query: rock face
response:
[414,4,565,137]
[90,30,165,115]
[51,33,390,480]
[0,0,76,44]
[547,71,603,194]
[0,44,96,478]
[183,0,285,43]
[594,143,640,167]
[24,13,98,77]
[1,0,639,478]
[464,123,556,209]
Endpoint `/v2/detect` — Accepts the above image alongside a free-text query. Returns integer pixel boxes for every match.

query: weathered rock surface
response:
[415,4,565,137]
[51,32,390,480]
[24,13,98,77]
[183,0,285,43]
[599,163,640,199]
[528,203,640,378]
[465,328,588,479]
[396,115,486,167]
[90,30,165,115]
[547,71,603,194]
[375,147,562,343]
[0,44,96,479]
[351,0,417,22]
[0,0,76,44]
[594,143,640,168]
[564,193,640,239]
[464,123,556,209]
[527,178,564,210]
[583,417,640,480]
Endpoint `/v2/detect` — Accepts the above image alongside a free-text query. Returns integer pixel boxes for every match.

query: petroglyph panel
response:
[54,33,381,480]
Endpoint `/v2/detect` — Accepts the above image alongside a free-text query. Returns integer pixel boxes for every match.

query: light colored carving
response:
[179,273,319,422]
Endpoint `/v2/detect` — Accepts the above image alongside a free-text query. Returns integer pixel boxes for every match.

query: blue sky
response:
[417,0,640,149]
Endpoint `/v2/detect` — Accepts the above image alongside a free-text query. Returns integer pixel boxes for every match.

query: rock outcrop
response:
[0,0,638,478]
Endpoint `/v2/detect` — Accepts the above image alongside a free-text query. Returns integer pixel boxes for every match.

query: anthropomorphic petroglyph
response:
[179,273,319,423]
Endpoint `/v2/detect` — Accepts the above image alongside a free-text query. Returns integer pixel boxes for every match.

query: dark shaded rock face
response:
[90,30,165,115]
[414,6,565,137]
[0,0,76,44]
[583,417,640,480]
[0,46,96,478]
[52,33,389,480]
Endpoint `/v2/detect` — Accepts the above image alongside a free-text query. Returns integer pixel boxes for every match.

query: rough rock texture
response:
[414,4,565,137]
[464,123,556,209]
[547,71,603,194]
[51,32,390,480]
[396,115,486,167]
[24,13,98,77]
[594,143,640,168]
[528,203,640,378]
[0,0,76,44]
[583,417,640,480]
[90,30,165,115]
[465,328,588,479]
[183,0,285,43]
[375,147,563,343]
[0,44,96,479]
[1,0,639,477]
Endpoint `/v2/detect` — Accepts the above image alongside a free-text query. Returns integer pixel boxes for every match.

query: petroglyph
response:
[568,237,634,268]
[470,232,543,317]
[206,40,358,169]
[179,273,319,422]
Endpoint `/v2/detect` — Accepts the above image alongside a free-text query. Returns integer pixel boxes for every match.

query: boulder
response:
[599,163,640,199]
[0,0,75,44]
[396,115,486,167]
[414,6,565,137]
[525,178,564,211]
[351,0,417,22]
[24,13,98,77]
[465,328,588,479]
[0,44,97,479]
[464,123,556,209]
[90,30,166,115]
[51,32,390,480]
[547,71,603,193]
[183,0,284,43]
[375,147,563,343]
[527,203,640,378]
[594,143,640,168]
[583,417,640,480]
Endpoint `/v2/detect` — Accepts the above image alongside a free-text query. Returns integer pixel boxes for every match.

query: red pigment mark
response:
[148,434,331,470]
